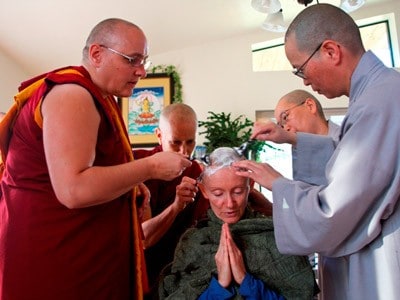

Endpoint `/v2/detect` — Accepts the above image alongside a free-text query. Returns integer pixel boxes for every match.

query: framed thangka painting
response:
[119,73,174,146]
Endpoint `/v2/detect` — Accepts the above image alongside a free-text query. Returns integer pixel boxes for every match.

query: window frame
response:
[252,13,400,71]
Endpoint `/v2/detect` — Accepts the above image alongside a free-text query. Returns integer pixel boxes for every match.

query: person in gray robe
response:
[274,89,342,284]
[274,89,341,143]
[233,4,400,300]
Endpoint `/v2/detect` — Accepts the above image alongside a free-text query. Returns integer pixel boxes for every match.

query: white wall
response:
[152,32,349,118]
[150,1,399,144]
[0,51,29,112]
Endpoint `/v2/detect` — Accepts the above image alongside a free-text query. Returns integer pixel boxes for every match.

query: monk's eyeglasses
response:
[100,45,152,70]
[277,100,306,128]
[292,42,323,79]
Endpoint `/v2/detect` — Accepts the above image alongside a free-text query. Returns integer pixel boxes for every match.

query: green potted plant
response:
[198,111,266,160]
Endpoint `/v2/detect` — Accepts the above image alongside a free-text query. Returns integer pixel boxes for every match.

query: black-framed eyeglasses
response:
[292,42,323,79]
[100,45,152,70]
[277,100,306,127]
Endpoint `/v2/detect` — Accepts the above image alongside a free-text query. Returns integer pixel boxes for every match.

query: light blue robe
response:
[272,51,400,300]
[327,120,341,144]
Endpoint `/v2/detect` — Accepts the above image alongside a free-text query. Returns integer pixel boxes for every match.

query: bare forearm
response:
[53,157,155,208]
[141,203,180,248]
[42,86,190,209]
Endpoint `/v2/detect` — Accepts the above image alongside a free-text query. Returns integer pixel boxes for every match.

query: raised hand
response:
[173,176,198,212]
[232,160,282,190]
[252,120,297,145]
[147,152,192,181]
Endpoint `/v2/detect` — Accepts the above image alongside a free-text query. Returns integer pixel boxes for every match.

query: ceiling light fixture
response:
[296,0,316,6]
[253,0,365,33]
[252,0,287,33]
[251,0,282,14]
[261,9,287,33]
[340,0,366,13]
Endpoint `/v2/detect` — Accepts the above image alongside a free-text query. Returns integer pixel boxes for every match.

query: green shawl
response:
[159,208,316,299]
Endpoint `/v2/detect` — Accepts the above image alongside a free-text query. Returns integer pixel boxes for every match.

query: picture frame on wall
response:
[118,73,174,147]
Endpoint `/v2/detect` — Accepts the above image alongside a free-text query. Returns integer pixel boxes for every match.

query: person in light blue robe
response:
[233,4,400,300]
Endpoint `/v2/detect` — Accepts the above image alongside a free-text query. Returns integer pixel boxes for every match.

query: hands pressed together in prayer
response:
[215,223,246,288]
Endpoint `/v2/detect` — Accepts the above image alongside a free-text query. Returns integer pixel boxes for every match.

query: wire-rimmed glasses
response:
[100,45,152,70]
[292,42,323,79]
[277,100,306,127]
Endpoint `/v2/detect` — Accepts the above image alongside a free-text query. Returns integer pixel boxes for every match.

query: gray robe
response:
[327,120,341,144]
[272,51,400,300]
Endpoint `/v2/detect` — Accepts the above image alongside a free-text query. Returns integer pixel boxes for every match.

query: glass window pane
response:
[252,14,398,71]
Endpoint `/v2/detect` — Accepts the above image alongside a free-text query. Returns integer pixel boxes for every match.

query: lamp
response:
[261,9,287,33]
[297,0,315,6]
[251,0,282,14]
[252,0,365,33]
[251,0,286,33]
[340,0,365,13]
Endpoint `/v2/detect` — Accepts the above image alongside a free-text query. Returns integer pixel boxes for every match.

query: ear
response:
[305,98,317,114]
[88,44,103,66]
[197,182,209,199]
[321,40,341,65]
[155,128,162,145]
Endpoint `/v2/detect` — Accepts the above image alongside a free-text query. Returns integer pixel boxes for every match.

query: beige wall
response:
[0,1,398,145]
[151,1,399,143]
[0,51,28,112]
[150,1,399,146]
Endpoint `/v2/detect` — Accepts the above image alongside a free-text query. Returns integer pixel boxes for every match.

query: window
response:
[252,13,399,71]
[252,39,289,72]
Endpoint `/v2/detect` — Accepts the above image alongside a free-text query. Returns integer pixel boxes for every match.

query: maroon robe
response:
[0,66,134,300]
[133,145,209,294]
